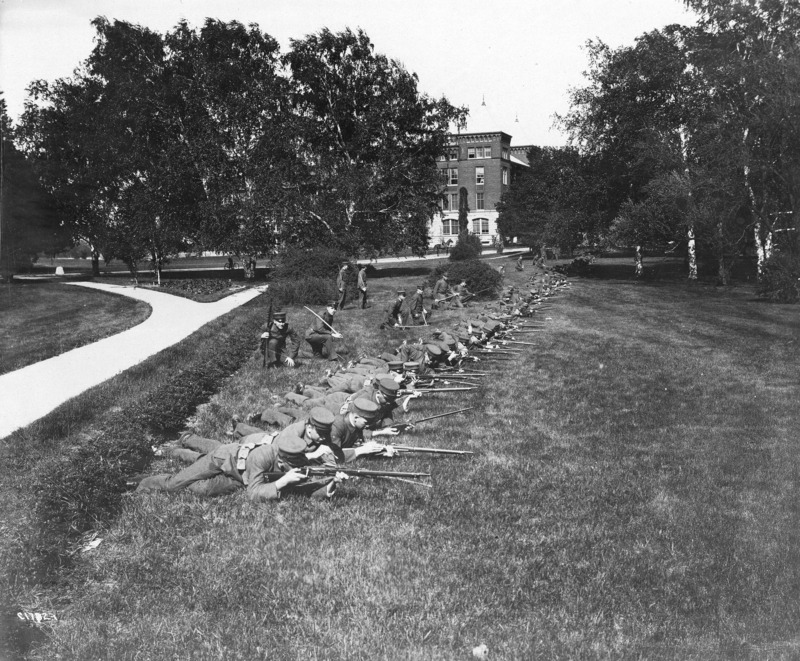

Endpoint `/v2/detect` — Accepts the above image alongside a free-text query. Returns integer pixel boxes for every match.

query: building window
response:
[472,218,489,234]
[442,218,459,235]
[451,192,459,209]
[442,195,449,211]
[502,148,510,160]
[448,168,458,185]
[476,166,484,185]
[481,146,492,158]
[467,147,476,159]
[450,148,458,160]
[502,167,508,185]
[476,192,484,210]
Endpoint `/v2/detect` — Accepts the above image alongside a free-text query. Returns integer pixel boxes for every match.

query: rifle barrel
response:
[393,446,473,455]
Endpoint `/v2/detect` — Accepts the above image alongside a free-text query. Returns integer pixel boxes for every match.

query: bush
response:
[267,277,337,307]
[272,247,366,304]
[427,259,503,299]
[273,246,350,280]
[449,233,483,261]
[758,253,800,303]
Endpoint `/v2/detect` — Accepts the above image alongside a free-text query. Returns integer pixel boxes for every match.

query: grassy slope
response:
[0,283,151,375]
[23,274,800,659]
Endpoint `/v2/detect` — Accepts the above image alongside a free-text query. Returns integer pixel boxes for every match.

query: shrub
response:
[271,247,365,304]
[449,233,483,261]
[273,246,350,280]
[427,259,503,299]
[758,253,800,303]
[267,277,337,307]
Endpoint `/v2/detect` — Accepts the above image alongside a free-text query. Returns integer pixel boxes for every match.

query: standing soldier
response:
[263,311,301,368]
[304,302,343,361]
[380,290,406,329]
[408,284,428,325]
[357,264,368,309]
[336,263,349,310]
[432,273,450,309]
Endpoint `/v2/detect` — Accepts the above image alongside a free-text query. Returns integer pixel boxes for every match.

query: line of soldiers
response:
[136,270,570,502]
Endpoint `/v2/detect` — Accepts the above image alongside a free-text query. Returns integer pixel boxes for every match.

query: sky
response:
[0,0,696,147]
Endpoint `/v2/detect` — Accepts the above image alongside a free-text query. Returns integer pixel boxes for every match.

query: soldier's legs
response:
[305,334,327,357]
[360,288,368,309]
[136,453,224,493]
[451,295,463,309]
[180,434,222,455]
[185,474,243,497]
[233,422,266,439]
[267,339,283,367]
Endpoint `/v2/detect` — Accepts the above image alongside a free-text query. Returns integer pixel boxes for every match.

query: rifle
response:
[500,340,538,346]
[389,406,474,432]
[265,466,432,488]
[401,386,476,394]
[389,445,473,456]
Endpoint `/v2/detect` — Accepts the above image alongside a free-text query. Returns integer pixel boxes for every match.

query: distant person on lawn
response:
[336,263,349,310]
[357,264,368,309]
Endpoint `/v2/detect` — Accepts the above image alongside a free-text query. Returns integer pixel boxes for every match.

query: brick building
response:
[430,105,532,248]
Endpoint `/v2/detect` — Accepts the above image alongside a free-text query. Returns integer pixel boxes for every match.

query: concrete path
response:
[0,282,267,439]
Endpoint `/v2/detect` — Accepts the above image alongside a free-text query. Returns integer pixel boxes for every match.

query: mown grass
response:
[9,267,800,659]
[0,283,152,375]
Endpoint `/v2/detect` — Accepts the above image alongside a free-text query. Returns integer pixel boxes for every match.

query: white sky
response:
[0,0,696,146]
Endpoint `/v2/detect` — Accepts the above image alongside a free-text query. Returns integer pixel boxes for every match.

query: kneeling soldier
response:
[304,302,342,361]
[263,311,301,368]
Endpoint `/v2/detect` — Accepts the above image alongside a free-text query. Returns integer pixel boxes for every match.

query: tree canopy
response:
[14,21,465,276]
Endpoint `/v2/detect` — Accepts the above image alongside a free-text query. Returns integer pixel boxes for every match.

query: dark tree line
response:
[499,0,800,284]
[12,19,465,279]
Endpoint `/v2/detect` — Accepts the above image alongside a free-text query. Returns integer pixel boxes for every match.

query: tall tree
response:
[1,99,70,277]
[284,28,465,257]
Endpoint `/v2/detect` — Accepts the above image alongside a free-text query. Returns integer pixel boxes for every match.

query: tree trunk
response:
[635,245,643,278]
[679,127,698,281]
[91,249,100,277]
[717,221,729,286]
[687,226,697,280]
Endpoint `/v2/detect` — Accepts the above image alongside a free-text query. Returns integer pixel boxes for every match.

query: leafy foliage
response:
[272,246,350,280]
[448,232,482,261]
[428,259,502,298]
[757,253,800,303]
[267,277,337,307]
[1,101,70,276]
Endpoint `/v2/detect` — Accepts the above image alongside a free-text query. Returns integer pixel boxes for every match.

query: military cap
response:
[277,433,307,464]
[397,290,406,296]
[403,361,420,372]
[273,312,287,322]
[308,407,335,437]
[425,343,443,356]
[387,360,404,371]
[327,301,338,309]
[377,377,400,399]
[416,284,424,291]
[442,273,449,279]
[351,398,380,420]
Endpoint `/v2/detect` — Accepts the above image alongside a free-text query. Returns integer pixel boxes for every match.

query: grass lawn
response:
[4,266,800,659]
[0,283,152,375]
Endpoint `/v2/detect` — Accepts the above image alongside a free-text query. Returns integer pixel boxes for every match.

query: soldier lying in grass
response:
[138,433,348,501]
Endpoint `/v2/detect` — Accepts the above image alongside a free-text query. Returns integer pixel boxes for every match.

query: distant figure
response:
[357,264,368,309]
[336,263,349,310]
[435,244,441,257]
[445,239,453,255]
[497,265,505,276]
[227,255,234,270]
[515,255,524,271]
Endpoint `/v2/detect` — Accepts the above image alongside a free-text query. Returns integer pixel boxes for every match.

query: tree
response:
[1,99,70,277]
[497,146,602,254]
[283,28,465,257]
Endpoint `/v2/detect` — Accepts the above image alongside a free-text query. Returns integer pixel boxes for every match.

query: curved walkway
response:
[0,282,267,439]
